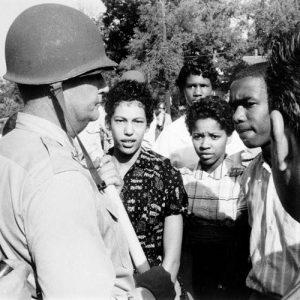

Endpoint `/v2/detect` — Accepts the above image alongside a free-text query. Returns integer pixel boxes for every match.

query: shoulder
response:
[224,154,246,177]
[239,153,265,190]
[141,148,181,175]
[242,153,263,177]
[0,129,81,178]
[40,136,81,174]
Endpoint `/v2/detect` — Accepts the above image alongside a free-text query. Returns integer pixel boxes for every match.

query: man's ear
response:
[270,110,289,171]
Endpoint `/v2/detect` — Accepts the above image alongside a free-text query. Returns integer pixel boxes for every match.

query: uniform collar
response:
[16,112,74,149]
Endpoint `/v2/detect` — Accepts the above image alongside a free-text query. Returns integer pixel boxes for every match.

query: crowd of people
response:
[0,3,300,300]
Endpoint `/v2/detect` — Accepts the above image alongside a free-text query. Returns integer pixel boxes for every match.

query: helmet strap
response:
[49,83,68,133]
[49,82,107,191]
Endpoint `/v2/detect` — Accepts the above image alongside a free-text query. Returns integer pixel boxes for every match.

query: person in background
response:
[180,96,249,299]
[143,91,172,149]
[230,62,300,299]
[0,4,175,299]
[153,60,247,170]
[104,79,188,285]
[76,80,110,162]
[266,26,300,300]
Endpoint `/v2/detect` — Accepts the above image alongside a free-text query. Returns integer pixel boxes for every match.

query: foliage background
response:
[1,0,300,117]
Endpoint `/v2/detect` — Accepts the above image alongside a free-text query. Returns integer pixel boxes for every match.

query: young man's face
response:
[192,117,228,173]
[109,100,147,158]
[230,76,271,148]
[63,75,108,133]
[183,74,213,106]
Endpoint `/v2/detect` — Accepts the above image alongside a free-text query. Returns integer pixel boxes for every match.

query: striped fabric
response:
[241,154,300,297]
[180,154,246,222]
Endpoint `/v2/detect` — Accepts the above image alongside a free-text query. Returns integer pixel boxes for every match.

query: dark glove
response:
[135,266,175,300]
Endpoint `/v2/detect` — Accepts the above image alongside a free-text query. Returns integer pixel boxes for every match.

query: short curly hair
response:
[176,60,219,92]
[185,96,234,136]
[104,80,155,126]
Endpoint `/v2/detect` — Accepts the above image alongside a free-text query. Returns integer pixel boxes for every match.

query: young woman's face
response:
[109,100,147,158]
[192,117,228,173]
[183,74,213,106]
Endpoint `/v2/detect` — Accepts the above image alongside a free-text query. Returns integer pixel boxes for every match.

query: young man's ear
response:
[270,110,289,171]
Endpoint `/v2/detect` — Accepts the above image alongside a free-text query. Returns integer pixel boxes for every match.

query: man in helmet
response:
[0,4,175,299]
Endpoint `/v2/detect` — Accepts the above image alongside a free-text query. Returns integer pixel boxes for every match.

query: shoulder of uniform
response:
[41,136,82,174]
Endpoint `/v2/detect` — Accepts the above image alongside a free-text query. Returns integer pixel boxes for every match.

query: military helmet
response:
[4,3,117,85]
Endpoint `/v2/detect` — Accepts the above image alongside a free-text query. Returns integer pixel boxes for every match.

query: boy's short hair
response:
[232,62,268,82]
[104,80,155,126]
[176,60,218,91]
[267,26,300,141]
[185,95,234,136]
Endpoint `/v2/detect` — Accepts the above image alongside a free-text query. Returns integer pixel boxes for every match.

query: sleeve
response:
[24,171,116,299]
[163,162,188,217]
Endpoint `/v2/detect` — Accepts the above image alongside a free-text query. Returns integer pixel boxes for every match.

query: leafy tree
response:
[121,0,250,91]
[0,79,23,118]
[242,0,300,54]
[101,0,141,64]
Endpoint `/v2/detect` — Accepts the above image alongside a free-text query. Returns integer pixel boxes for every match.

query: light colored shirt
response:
[143,112,172,150]
[0,112,141,299]
[180,154,246,222]
[241,153,300,297]
[77,105,112,161]
[153,115,250,170]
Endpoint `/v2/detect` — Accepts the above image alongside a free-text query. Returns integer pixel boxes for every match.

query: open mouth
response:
[121,140,136,147]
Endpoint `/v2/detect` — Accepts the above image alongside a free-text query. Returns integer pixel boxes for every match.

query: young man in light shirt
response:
[153,60,247,170]
[230,62,300,299]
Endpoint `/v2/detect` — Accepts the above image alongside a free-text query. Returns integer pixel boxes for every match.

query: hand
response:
[0,260,31,300]
[96,155,124,193]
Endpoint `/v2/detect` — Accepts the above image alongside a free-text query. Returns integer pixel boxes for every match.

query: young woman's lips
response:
[121,140,135,147]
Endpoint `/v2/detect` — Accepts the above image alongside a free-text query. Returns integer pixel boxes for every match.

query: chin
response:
[119,146,137,156]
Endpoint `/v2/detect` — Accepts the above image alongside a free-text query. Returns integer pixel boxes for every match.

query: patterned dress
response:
[116,147,188,266]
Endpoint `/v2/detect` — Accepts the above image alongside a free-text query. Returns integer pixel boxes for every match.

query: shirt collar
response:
[258,152,272,174]
[16,112,74,149]
[194,155,236,180]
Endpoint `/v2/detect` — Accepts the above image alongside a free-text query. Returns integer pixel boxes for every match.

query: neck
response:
[112,147,142,178]
[23,97,61,127]
[22,96,84,138]
[200,153,225,173]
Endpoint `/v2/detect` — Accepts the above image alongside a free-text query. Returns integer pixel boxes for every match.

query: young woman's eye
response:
[134,120,144,124]
[192,134,202,140]
[115,119,124,123]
